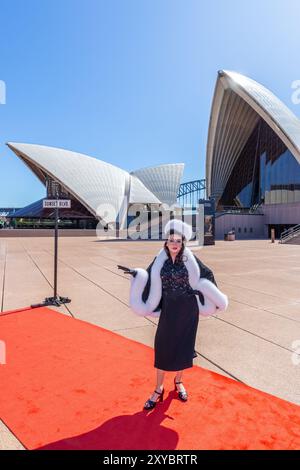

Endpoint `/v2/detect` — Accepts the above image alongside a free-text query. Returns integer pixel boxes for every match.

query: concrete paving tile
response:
[215,302,300,350]
[0,420,25,450]
[196,318,300,405]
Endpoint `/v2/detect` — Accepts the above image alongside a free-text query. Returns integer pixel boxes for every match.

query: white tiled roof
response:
[7,143,183,221]
[131,163,184,206]
[206,70,300,201]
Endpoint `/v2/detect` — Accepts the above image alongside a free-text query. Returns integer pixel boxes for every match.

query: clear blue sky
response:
[1,0,300,206]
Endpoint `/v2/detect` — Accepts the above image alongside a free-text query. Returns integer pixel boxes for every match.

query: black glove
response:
[191,289,205,306]
[117,265,137,277]
[198,292,205,306]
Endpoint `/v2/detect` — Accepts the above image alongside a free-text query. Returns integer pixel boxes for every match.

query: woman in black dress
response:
[128,220,228,410]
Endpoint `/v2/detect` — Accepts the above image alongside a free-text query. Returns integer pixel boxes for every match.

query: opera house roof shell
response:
[206,70,300,204]
[7,143,184,219]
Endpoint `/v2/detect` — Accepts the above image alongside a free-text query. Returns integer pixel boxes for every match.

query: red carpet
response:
[0,306,300,450]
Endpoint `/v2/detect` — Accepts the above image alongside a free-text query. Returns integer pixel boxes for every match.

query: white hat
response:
[164,219,193,241]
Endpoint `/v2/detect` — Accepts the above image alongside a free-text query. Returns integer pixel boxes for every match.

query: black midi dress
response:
[154,255,199,371]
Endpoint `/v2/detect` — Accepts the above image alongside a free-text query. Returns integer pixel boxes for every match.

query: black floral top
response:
[160,255,195,295]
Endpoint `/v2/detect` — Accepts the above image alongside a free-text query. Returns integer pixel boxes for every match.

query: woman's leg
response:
[156,368,165,391]
[175,370,186,393]
[175,370,183,383]
[149,368,165,401]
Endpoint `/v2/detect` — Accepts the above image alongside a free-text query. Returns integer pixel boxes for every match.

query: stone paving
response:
[0,236,299,449]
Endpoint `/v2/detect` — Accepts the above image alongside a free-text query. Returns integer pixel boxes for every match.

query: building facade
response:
[206,70,300,239]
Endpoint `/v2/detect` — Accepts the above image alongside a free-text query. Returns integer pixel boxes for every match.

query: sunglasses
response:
[167,238,182,244]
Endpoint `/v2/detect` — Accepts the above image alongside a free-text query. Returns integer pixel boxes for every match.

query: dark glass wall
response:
[219,119,300,208]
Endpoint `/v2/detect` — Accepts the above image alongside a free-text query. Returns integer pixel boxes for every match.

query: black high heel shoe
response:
[174,378,188,401]
[144,388,164,410]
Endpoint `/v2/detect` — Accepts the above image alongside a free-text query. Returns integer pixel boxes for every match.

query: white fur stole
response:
[129,247,228,318]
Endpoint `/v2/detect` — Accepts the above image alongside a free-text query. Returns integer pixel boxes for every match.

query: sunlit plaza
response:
[2,0,300,456]
[0,235,299,449]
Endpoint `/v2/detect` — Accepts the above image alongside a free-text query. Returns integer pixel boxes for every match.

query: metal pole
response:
[271,227,275,243]
[54,191,59,299]
[30,190,71,308]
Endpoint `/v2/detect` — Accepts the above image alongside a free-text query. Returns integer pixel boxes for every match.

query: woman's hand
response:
[117,265,137,277]
[195,278,228,316]
[127,270,137,277]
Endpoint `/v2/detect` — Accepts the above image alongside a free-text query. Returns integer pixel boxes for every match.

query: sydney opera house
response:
[6,142,184,231]
[208,70,300,240]
[6,69,300,240]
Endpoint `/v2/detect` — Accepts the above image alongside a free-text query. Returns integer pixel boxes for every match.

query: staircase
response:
[279,224,300,244]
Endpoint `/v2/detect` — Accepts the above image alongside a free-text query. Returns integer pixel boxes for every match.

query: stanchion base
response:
[31,296,72,308]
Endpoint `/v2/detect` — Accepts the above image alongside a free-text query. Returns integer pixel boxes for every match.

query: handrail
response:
[280,223,300,238]
[280,224,300,243]
[215,206,264,217]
